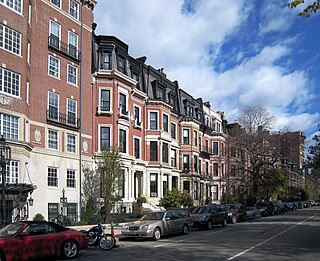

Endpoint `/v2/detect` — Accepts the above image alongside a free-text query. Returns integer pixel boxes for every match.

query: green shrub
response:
[33,213,45,221]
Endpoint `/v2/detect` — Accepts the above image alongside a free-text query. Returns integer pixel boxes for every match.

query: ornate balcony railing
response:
[48,35,81,62]
[46,110,80,130]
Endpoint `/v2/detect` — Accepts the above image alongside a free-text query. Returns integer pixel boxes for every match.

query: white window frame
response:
[0,160,19,183]
[0,113,19,140]
[67,64,77,85]
[162,113,169,132]
[67,169,76,188]
[68,30,78,57]
[133,136,141,159]
[0,0,22,14]
[0,24,22,56]
[118,126,128,154]
[99,87,112,113]
[48,129,59,150]
[49,20,61,50]
[47,167,58,187]
[69,0,79,20]
[183,129,190,145]
[66,133,76,153]
[50,0,61,8]
[48,55,60,79]
[48,91,59,119]
[149,111,159,130]
[98,124,112,152]
[0,67,21,97]
[67,98,77,126]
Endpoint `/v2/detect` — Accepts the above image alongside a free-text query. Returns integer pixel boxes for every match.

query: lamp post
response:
[0,135,11,227]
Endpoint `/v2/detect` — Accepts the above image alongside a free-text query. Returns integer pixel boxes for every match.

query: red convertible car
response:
[0,221,88,261]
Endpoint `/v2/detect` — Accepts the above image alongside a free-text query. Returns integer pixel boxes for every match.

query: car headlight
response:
[122,225,129,231]
[140,224,149,231]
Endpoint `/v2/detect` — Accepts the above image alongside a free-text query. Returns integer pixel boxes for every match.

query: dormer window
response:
[168,93,175,106]
[156,87,164,100]
[100,51,111,70]
[118,56,125,73]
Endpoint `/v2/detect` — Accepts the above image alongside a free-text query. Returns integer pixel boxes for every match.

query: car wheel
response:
[182,224,189,235]
[62,240,78,259]
[222,218,227,227]
[207,221,212,230]
[0,251,5,261]
[153,227,161,241]
[231,216,237,224]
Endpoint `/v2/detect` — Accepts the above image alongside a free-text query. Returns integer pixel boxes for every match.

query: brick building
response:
[0,0,95,222]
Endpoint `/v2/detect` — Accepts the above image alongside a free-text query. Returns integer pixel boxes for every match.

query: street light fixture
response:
[0,135,11,227]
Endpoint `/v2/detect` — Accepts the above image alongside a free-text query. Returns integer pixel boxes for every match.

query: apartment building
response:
[92,33,228,210]
[0,0,95,223]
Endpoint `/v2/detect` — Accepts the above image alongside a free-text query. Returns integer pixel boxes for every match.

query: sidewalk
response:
[69,223,125,236]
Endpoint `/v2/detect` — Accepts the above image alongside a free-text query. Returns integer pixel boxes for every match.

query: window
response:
[183,129,189,145]
[132,72,139,87]
[68,31,78,58]
[67,134,76,153]
[221,163,225,176]
[0,113,19,140]
[67,203,77,222]
[67,98,77,125]
[67,170,76,188]
[213,163,218,176]
[170,149,176,167]
[162,142,169,163]
[0,24,21,55]
[216,122,221,133]
[119,93,127,115]
[163,114,168,132]
[48,55,60,78]
[67,64,77,85]
[172,176,178,189]
[0,160,18,183]
[48,92,59,120]
[48,129,58,150]
[50,0,61,8]
[150,112,158,130]
[156,87,164,100]
[100,89,111,112]
[134,138,140,159]
[48,203,59,222]
[205,140,209,152]
[117,56,125,73]
[183,154,189,170]
[49,20,60,49]
[213,142,218,155]
[150,174,158,197]
[212,185,218,200]
[194,155,198,172]
[1,0,22,13]
[69,0,79,19]
[171,123,176,139]
[221,143,225,156]
[0,67,20,97]
[150,141,158,161]
[100,126,110,151]
[183,181,190,193]
[194,181,198,200]
[194,131,197,146]
[119,129,126,153]
[48,167,58,187]
[206,162,209,175]
[100,51,111,70]
[134,106,140,125]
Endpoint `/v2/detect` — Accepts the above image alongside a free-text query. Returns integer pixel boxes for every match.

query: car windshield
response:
[0,223,25,238]
[192,206,210,214]
[141,212,165,220]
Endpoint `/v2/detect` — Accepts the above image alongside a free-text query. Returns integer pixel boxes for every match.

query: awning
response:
[0,183,37,195]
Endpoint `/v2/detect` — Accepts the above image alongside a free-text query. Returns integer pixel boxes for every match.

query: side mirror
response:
[165,217,171,221]
[19,232,29,237]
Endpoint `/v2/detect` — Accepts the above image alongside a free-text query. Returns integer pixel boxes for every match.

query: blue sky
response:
[94,0,320,146]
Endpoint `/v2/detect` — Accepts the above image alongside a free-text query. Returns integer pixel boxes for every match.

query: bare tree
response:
[97,147,125,222]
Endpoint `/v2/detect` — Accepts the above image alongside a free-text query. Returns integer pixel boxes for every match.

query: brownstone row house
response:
[91,33,229,211]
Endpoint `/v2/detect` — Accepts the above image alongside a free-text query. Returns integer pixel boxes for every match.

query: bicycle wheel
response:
[98,234,116,251]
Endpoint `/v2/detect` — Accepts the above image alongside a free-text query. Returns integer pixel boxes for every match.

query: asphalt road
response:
[67,207,320,261]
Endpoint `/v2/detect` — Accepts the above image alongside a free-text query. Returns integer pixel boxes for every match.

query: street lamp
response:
[0,135,11,227]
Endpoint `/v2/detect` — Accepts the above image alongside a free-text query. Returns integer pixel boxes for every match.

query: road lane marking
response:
[153,228,231,248]
[226,213,318,260]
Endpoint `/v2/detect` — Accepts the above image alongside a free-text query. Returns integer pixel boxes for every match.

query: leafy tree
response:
[160,189,193,209]
[307,133,320,170]
[33,213,45,221]
[288,0,320,17]
[97,147,124,222]
[82,165,101,222]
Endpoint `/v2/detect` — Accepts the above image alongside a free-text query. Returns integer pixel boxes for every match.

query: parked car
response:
[0,221,88,261]
[286,202,297,211]
[256,202,275,216]
[121,209,193,240]
[225,204,246,223]
[245,206,260,220]
[190,204,228,230]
